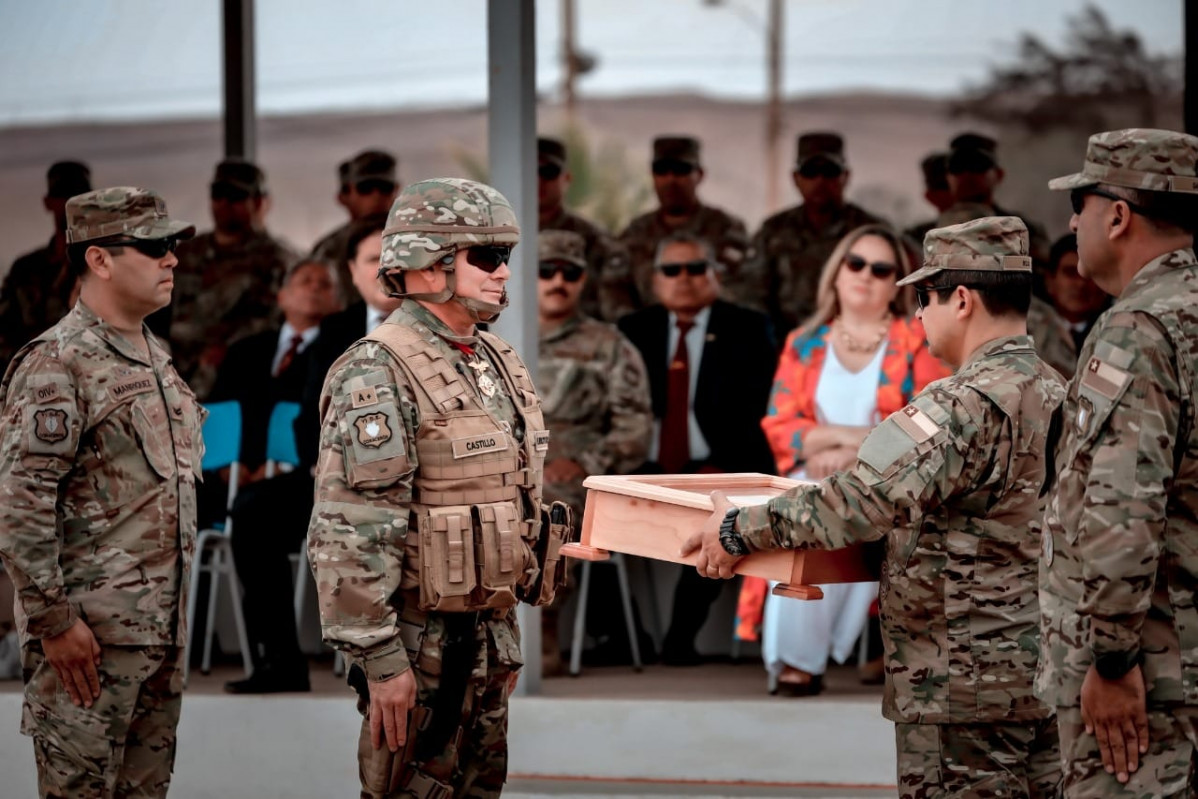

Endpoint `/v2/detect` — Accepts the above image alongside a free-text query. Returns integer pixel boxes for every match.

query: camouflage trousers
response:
[895,715,1061,798]
[21,644,184,799]
[356,611,521,799]
[1057,705,1198,798]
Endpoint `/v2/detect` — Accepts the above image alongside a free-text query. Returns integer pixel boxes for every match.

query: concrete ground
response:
[0,660,896,798]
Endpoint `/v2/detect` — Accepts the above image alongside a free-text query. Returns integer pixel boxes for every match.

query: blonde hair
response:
[800,224,914,334]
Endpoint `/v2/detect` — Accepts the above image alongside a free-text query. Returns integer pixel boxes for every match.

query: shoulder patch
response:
[893,405,941,444]
[32,382,64,405]
[1079,356,1131,401]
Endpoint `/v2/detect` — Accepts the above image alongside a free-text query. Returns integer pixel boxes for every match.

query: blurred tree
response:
[954,5,1182,130]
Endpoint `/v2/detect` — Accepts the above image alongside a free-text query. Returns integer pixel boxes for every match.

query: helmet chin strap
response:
[383,264,508,324]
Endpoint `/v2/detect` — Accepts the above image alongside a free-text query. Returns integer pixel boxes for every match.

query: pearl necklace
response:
[835,315,891,354]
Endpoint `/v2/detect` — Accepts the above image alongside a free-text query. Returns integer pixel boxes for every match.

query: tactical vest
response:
[364,323,558,613]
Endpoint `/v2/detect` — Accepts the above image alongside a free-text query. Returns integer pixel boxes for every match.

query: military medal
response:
[468,357,497,398]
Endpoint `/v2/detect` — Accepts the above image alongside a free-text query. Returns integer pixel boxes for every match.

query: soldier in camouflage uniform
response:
[0,187,204,798]
[535,229,652,674]
[903,153,954,246]
[0,161,93,374]
[308,178,570,799]
[537,137,637,321]
[685,216,1067,798]
[1037,129,1198,797]
[312,149,401,306]
[618,136,749,310]
[742,132,887,334]
[163,158,298,399]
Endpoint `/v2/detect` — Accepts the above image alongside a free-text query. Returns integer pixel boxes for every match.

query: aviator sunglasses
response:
[656,260,710,278]
[102,237,180,259]
[843,253,898,279]
[651,159,697,177]
[439,246,513,273]
[538,163,563,181]
[538,262,585,282]
[1069,186,1151,217]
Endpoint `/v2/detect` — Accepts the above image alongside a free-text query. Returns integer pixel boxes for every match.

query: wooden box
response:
[560,473,874,600]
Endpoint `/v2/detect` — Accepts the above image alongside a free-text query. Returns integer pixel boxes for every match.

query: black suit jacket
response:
[295,302,370,467]
[618,299,778,475]
[208,327,312,468]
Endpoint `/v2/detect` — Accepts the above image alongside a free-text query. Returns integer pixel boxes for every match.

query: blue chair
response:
[184,401,252,685]
[264,401,301,478]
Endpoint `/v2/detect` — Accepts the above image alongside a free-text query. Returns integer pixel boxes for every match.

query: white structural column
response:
[487,0,542,696]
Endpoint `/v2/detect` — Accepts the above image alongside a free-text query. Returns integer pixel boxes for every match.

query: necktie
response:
[274,334,303,377]
[658,320,693,473]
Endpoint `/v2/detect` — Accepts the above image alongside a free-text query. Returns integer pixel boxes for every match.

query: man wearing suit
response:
[224,215,399,693]
[619,233,777,665]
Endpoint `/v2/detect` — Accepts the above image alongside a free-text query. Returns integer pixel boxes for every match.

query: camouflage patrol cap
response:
[65,187,195,245]
[538,230,586,269]
[796,132,845,169]
[1047,128,1198,194]
[898,216,1030,286]
[346,149,398,187]
[379,177,520,273]
[538,137,567,166]
[212,158,266,195]
[653,136,701,167]
[47,161,92,199]
[948,132,999,173]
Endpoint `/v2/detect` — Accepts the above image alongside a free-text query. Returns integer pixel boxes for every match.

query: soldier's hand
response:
[369,668,417,753]
[1081,664,1149,784]
[42,619,102,708]
[681,490,743,580]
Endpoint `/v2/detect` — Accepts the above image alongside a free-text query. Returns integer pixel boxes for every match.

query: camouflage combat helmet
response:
[379,177,520,322]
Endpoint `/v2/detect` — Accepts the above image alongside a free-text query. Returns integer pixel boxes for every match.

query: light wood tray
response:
[560,473,874,600]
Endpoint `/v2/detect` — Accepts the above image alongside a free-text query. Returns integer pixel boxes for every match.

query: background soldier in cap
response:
[308,178,570,798]
[0,187,203,798]
[535,229,652,674]
[904,152,953,245]
[944,132,1051,268]
[685,216,1065,797]
[537,137,637,321]
[619,136,749,309]
[1038,128,1198,797]
[0,160,93,373]
[312,149,400,305]
[160,157,298,399]
[744,132,886,335]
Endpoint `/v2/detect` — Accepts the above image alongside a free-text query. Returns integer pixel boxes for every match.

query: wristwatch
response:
[718,507,751,556]
[1094,649,1142,680]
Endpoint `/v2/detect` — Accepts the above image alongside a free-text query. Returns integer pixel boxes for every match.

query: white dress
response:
[761,341,885,678]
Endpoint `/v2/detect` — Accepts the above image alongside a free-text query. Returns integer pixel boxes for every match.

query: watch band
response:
[1094,649,1142,680]
[718,507,750,556]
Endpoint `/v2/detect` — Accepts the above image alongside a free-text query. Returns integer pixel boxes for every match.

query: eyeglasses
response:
[354,179,396,195]
[538,163,563,181]
[797,161,844,180]
[210,184,252,203]
[1069,186,1150,217]
[538,262,585,282]
[457,246,512,273]
[913,283,969,311]
[656,260,710,278]
[651,159,697,177]
[102,237,180,259]
[843,253,898,279]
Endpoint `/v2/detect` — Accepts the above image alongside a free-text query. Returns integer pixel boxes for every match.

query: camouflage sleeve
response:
[580,335,652,476]
[715,217,758,309]
[732,225,771,313]
[738,388,994,552]
[1072,316,1179,657]
[595,237,641,321]
[307,351,418,682]
[0,350,83,638]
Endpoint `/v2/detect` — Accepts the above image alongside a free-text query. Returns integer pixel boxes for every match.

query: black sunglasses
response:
[798,161,844,180]
[538,163,563,181]
[444,246,511,273]
[1069,186,1150,217]
[354,179,396,195]
[538,262,585,282]
[914,283,973,311]
[102,237,180,259]
[843,253,898,279]
[651,159,696,177]
[210,184,252,203]
[656,260,710,278]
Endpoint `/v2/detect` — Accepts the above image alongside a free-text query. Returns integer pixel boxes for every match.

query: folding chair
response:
[568,553,647,676]
[184,401,252,685]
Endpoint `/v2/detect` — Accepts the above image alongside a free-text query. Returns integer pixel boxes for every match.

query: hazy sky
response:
[0,0,1183,125]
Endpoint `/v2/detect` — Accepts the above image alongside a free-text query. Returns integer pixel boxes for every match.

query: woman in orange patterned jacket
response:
[736,224,949,695]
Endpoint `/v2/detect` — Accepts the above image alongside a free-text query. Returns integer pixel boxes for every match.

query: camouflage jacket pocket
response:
[131,400,176,481]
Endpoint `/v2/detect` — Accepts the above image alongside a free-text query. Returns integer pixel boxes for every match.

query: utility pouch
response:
[417,507,477,612]
[520,501,573,607]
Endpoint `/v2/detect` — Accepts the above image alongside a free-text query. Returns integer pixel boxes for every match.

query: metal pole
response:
[222,0,256,160]
[1186,0,1198,135]
[487,0,542,696]
[562,0,577,121]
[765,0,783,213]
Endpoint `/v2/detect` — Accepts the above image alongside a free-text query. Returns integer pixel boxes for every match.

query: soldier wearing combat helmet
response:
[685,216,1066,797]
[0,187,204,798]
[307,178,571,798]
[1038,128,1198,797]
